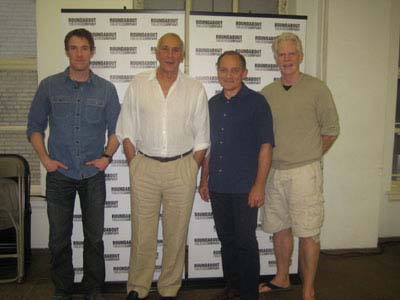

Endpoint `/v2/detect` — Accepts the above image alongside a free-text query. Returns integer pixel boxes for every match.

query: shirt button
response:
[219,141,223,144]
[223,113,226,117]
[218,169,222,173]
[219,155,223,159]
[220,128,224,131]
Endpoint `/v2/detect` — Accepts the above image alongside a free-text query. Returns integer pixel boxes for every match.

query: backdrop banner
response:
[188,12,306,278]
[62,9,185,282]
[61,9,306,282]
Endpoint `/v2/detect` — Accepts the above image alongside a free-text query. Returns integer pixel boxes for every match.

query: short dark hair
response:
[216,50,247,69]
[64,28,95,51]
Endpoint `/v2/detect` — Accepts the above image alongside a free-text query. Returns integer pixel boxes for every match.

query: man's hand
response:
[43,157,68,173]
[199,179,210,202]
[248,183,265,208]
[86,157,110,172]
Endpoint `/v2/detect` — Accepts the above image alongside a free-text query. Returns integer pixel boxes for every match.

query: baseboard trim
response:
[321,247,381,255]
[321,237,400,256]
[378,236,400,244]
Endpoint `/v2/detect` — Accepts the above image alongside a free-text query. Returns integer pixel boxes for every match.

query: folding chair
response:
[0,156,27,283]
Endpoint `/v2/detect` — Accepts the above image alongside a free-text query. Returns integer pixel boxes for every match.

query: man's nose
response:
[164,49,173,57]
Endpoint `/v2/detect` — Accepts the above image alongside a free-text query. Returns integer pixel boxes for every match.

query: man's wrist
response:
[102,153,113,163]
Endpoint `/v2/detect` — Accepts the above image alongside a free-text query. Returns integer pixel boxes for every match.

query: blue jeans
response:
[46,171,106,299]
[210,192,260,300]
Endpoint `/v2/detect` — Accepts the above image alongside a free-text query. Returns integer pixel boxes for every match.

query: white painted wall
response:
[32,0,400,249]
[297,0,400,249]
[36,0,132,82]
[378,0,400,238]
[30,196,49,248]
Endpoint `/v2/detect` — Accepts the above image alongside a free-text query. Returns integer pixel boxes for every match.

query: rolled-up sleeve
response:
[192,85,210,152]
[27,79,50,140]
[116,80,138,145]
[105,83,121,136]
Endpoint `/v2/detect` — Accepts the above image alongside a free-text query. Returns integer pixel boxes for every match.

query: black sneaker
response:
[126,291,145,300]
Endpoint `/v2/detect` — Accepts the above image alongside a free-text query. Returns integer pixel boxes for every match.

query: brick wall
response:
[0,0,40,185]
[0,0,36,58]
[0,70,37,126]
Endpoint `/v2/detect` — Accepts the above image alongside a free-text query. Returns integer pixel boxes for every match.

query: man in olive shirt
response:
[259,32,339,300]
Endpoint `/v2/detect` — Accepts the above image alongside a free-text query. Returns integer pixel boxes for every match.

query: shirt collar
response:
[278,72,304,88]
[219,83,250,101]
[63,67,96,86]
[148,68,183,83]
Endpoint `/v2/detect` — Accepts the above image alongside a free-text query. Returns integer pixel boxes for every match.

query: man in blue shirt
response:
[199,51,274,300]
[27,28,120,300]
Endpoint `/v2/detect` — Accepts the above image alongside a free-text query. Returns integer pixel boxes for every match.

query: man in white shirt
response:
[116,33,210,300]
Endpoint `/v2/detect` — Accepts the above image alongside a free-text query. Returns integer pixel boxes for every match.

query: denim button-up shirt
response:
[27,68,120,180]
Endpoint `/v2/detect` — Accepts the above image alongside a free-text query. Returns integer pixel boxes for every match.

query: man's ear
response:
[242,69,248,80]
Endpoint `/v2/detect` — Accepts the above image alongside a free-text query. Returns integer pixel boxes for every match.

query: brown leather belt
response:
[139,149,192,163]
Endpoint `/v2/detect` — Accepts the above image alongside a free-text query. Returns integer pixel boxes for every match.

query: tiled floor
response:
[0,240,399,300]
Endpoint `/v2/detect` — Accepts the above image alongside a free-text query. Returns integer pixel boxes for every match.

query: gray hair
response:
[271,32,303,57]
[156,32,184,50]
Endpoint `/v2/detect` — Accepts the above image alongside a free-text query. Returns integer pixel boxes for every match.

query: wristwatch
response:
[102,153,113,163]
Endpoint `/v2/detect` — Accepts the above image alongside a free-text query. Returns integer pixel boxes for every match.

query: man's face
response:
[65,36,94,73]
[156,35,184,73]
[275,40,303,78]
[217,54,248,94]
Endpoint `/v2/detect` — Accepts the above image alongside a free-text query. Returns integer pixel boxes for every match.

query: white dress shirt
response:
[116,69,210,157]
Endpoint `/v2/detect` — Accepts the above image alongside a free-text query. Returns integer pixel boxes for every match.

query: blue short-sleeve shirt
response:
[208,84,274,193]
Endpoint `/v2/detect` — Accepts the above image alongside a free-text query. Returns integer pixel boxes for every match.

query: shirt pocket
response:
[50,96,74,119]
[85,97,105,123]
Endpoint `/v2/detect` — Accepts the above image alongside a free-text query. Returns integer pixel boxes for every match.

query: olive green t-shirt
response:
[261,74,339,170]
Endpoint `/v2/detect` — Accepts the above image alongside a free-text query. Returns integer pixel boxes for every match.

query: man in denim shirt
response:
[27,28,120,300]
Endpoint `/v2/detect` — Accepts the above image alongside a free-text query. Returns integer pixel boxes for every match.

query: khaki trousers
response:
[127,153,198,298]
